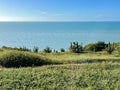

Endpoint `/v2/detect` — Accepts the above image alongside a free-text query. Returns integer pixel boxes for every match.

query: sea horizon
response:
[0,21,120,22]
[0,21,120,50]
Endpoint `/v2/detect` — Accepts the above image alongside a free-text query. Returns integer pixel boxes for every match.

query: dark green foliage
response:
[84,41,106,52]
[2,46,20,51]
[43,47,52,53]
[19,46,31,52]
[2,46,31,52]
[60,48,65,52]
[106,42,115,54]
[95,41,106,51]
[69,42,83,53]
[33,46,39,53]
[0,51,51,68]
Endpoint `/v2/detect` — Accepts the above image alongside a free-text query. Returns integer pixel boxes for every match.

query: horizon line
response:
[0,20,120,22]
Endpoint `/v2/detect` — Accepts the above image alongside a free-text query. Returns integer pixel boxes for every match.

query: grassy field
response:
[39,52,120,64]
[0,62,120,90]
[0,50,120,65]
[0,49,120,90]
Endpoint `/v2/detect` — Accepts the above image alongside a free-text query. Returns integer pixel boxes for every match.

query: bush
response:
[69,42,83,53]
[60,48,65,52]
[43,47,52,53]
[19,46,31,52]
[2,46,31,52]
[0,51,51,68]
[106,42,115,54]
[95,41,106,51]
[84,41,106,52]
[33,46,39,53]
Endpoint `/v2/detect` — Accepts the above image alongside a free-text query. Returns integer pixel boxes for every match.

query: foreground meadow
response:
[0,49,120,90]
[0,62,120,90]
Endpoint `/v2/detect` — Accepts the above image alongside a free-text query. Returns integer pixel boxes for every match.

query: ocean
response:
[0,22,120,50]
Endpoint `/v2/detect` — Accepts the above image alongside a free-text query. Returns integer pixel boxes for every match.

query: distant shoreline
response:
[0,21,120,23]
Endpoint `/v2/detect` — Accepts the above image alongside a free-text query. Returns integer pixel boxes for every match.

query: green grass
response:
[0,50,55,68]
[0,49,120,89]
[0,62,120,90]
[0,50,120,67]
[39,52,120,64]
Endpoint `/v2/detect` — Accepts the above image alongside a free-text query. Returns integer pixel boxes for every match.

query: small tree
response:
[106,42,115,54]
[33,46,39,53]
[43,47,52,53]
[19,46,31,52]
[60,48,65,52]
[69,42,83,53]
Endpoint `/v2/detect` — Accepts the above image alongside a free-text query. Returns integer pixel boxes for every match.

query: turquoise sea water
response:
[0,22,120,50]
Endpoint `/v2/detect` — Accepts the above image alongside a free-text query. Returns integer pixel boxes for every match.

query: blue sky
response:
[0,0,120,21]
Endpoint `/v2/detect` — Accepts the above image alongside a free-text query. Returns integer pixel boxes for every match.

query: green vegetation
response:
[0,63,120,90]
[0,41,120,68]
[69,42,83,53]
[33,46,39,53]
[0,51,54,68]
[43,47,52,53]
[39,52,120,64]
[2,46,31,52]
[60,48,65,52]
[106,42,115,54]
[84,41,106,52]
[0,41,120,89]
[0,49,120,68]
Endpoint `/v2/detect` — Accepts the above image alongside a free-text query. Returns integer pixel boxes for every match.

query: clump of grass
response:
[0,51,53,68]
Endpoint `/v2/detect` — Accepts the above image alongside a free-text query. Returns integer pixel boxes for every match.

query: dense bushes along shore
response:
[1,41,120,54]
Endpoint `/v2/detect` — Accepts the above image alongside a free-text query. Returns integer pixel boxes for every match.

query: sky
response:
[0,0,120,21]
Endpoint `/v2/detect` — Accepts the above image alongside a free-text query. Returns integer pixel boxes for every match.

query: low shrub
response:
[60,48,65,52]
[33,46,39,53]
[0,51,52,68]
[43,47,52,53]
[84,41,106,52]
[2,46,31,52]
[69,42,83,53]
